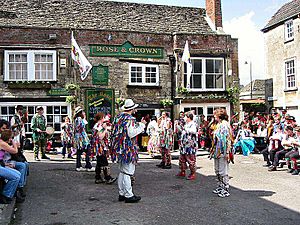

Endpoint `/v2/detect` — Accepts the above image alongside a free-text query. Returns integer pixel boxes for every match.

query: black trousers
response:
[273,149,289,166]
[95,154,111,181]
[261,148,270,165]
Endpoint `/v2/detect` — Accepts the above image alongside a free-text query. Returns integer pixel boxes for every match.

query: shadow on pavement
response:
[11,159,300,225]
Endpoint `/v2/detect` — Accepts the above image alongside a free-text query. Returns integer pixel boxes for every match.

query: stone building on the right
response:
[261,0,300,121]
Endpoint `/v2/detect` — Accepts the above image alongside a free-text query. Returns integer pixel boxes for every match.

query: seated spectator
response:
[285,126,300,175]
[233,123,255,156]
[0,129,24,204]
[269,126,294,171]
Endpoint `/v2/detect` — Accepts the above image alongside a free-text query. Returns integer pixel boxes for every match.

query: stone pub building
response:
[0,0,239,139]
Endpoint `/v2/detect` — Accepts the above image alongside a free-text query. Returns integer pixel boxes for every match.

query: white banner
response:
[71,32,92,81]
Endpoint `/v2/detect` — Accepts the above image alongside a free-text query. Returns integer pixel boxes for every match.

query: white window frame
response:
[285,58,296,89]
[4,50,57,81]
[129,63,159,86]
[0,102,71,135]
[284,19,294,42]
[181,103,230,121]
[184,57,225,91]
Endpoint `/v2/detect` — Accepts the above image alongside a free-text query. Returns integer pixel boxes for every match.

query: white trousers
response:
[118,162,135,198]
[214,157,229,189]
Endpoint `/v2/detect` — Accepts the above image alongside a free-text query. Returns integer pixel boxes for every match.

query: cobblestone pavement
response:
[10,151,300,225]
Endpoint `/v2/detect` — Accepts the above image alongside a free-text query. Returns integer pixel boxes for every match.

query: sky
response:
[108,0,291,85]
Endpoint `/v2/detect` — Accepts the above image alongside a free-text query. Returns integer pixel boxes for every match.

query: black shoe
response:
[287,168,294,173]
[118,195,126,202]
[125,195,141,203]
[16,192,25,203]
[0,195,12,204]
[18,188,26,197]
[41,155,50,160]
[156,163,164,168]
[95,179,105,184]
[162,164,172,169]
[263,164,271,167]
[106,177,117,184]
[291,170,299,175]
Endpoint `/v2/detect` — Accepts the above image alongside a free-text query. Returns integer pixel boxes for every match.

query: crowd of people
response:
[1,100,299,205]
[233,110,300,176]
[0,105,29,204]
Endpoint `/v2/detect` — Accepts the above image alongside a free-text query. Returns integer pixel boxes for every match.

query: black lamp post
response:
[169,55,176,121]
[245,61,253,99]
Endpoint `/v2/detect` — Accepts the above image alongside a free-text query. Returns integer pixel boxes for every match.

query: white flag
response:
[182,40,192,88]
[71,32,92,81]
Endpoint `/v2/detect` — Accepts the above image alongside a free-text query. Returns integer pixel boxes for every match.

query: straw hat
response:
[121,99,138,111]
[74,106,83,115]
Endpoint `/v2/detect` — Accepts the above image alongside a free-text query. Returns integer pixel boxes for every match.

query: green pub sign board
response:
[47,88,69,96]
[90,41,164,59]
[85,89,115,131]
[92,64,109,85]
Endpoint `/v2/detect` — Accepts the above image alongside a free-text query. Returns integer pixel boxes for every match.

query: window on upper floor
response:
[129,63,159,86]
[285,59,296,89]
[284,20,294,42]
[184,57,225,91]
[4,50,57,81]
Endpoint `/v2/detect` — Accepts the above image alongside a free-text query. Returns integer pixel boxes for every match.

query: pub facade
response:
[0,0,239,138]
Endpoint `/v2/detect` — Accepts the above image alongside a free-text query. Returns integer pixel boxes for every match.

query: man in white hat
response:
[110,99,146,203]
[31,106,50,160]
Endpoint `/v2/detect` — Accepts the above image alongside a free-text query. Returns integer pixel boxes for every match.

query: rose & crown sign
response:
[90,41,163,59]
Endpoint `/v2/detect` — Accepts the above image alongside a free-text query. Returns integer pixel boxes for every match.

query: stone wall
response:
[264,17,300,119]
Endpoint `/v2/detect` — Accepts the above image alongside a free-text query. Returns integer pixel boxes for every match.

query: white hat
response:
[74,106,83,115]
[121,99,139,111]
[36,106,43,111]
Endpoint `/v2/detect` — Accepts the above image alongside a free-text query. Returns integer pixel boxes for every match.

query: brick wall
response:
[206,0,223,29]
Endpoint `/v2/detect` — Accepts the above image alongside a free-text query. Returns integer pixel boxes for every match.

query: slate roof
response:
[241,79,266,92]
[0,0,215,34]
[262,0,300,32]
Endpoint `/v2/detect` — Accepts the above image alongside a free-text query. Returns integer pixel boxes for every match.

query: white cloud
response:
[223,11,265,86]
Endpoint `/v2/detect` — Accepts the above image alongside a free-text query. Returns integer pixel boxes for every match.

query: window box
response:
[7,81,51,89]
[129,63,159,86]
[4,50,57,82]
[127,85,162,89]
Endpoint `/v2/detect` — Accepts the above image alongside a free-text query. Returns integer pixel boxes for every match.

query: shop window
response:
[129,63,159,86]
[285,59,296,89]
[4,50,57,81]
[285,20,294,42]
[0,104,69,134]
[184,57,224,91]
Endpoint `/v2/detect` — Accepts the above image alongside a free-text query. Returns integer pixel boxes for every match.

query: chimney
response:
[206,0,223,30]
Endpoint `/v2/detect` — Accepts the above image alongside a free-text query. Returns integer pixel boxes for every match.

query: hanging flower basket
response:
[160,99,174,107]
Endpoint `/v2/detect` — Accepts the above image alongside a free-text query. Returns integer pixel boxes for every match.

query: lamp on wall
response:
[146,37,152,43]
[107,34,112,41]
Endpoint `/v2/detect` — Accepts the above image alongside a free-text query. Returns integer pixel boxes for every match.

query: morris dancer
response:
[74,106,93,172]
[176,112,198,180]
[174,112,185,149]
[92,112,117,184]
[146,115,159,157]
[61,116,74,159]
[110,99,146,203]
[210,109,233,198]
[157,112,173,169]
